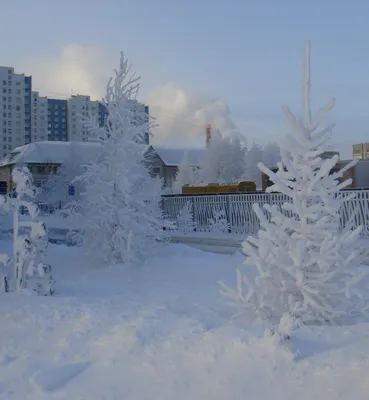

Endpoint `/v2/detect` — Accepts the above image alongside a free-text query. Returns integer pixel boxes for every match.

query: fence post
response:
[191,196,196,232]
[228,195,232,233]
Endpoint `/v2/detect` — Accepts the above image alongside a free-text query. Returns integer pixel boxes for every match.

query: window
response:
[2,80,5,85]
[7,89,11,94]
[36,166,46,173]
[2,105,5,110]
[2,89,6,94]
[16,89,21,95]
[2,112,6,118]
[16,81,21,86]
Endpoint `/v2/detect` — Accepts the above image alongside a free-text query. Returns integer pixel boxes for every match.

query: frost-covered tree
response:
[223,135,247,182]
[38,167,68,209]
[77,52,165,265]
[10,166,55,295]
[199,130,247,184]
[220,41,369,330]
[262,141,281,169]
[209,208,230,234]
[0,195,10,292]
[176,201,196,234]
[172,151,196,193]
[245,143,263,187]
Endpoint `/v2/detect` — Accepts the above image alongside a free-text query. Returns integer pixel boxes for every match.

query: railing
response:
[162,190,369,236]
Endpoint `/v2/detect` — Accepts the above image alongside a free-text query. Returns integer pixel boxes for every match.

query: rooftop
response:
[153,146,205,167]
[0,141,104,167]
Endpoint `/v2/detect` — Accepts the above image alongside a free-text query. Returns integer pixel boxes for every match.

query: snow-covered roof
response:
[153,147,205,167]
[0,141,104,167]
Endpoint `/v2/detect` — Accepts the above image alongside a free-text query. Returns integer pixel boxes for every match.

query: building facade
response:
[47,99,68,141]
[24,75,32,144]
[128,100,150,145]
[31,92,48,142]
[0,66,151,150]
[67,95,100,141]
[0,67,32,158]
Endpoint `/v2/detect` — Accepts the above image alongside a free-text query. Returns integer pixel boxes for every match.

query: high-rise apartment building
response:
[0,66,150,158]
[0,67,32,158]
[31,92,48,142]
[67,95,100,141]
[47,99,68,141]
[24,75,32,144]
[128,100,150,145]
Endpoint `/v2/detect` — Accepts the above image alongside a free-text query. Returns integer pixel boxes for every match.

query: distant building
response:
[67,95,100,142]
[128,100,150,145]
[0,141,159,195]
[31,92,48,142]
[0,64,151,155]
[0,66,32,158]
[353,143,369,160]
[0,141,103,196]
[47,99,68,142]
[98,99,150,145]
[147,147,204,187]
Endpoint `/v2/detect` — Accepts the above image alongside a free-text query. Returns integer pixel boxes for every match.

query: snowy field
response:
[0,239,369,399]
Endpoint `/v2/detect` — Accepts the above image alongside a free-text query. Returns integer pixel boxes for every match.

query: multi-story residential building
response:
[353,143,369,160]
[24,75,32,144]
[31,92,48,142]
[67,95,100,141]
[128,99,150,145]
[0,67,150,151]
[47,99,68,141]
[0,67,32,158]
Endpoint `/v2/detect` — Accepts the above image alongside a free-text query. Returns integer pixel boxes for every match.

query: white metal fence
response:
[162,190,369,236]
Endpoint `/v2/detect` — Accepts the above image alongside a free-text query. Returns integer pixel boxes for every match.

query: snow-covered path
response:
[1,241,369,399]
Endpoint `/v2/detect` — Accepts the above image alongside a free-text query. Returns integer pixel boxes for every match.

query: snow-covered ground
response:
[1,239,369,399]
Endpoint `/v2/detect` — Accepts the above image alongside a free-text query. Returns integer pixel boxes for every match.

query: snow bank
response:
[0,241,369,399]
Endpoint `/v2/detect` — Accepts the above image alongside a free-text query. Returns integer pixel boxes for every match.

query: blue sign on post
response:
[68,185,75,196]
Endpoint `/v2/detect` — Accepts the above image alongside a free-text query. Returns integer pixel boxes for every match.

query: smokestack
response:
[206,124,212,147]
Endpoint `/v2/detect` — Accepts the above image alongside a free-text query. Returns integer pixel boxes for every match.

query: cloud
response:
[19,44,243,148]
[146,83,240,147]
[20,43,113,100]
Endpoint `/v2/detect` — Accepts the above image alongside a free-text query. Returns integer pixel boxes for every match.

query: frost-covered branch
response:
[9,166,55,294]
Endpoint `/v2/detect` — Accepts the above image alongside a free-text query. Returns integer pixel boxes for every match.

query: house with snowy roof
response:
[0,141,104,195]
[146,146,205,187]
[0,141,205,194]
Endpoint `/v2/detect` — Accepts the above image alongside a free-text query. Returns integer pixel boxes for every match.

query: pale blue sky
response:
[1,0,369,155]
